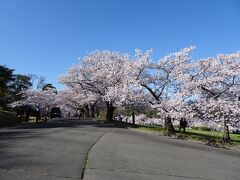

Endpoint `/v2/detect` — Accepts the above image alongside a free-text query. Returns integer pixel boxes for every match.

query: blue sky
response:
[1,0,240,89]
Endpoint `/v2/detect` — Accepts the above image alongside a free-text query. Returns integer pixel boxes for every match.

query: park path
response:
[0,118,239,180]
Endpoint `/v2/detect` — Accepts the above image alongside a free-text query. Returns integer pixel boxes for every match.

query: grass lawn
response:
[28,116,37,123]
[137,125,240,146]
[185,128,240,145]
[136,125,165,133]
[103,120,240,147]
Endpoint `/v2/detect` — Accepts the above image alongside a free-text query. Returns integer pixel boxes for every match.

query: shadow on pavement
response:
[4,118,131,130]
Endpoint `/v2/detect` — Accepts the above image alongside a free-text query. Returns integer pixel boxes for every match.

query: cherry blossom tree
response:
[189,51,240,142]
[11,89,57,121]
[132,47,195,133]
[55,88,99,118]
[59,50,137,122]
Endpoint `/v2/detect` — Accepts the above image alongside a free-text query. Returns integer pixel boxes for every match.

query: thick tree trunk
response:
[36,110,40,123]
[132,111,135,125]
[106,102,115,122]
[223,119,231,143]
[165,117,175,135]
[85,105,90,117]
[25,108,30,123]
[96,108,100,117]
[90,104,95,118]
[80,108,84,118]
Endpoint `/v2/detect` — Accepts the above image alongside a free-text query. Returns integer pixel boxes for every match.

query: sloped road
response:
[84,130,240,180]
[0,119,239,180]
[0,119,106,180]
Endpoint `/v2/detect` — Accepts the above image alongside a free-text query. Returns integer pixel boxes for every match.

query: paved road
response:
[0,119,239,180]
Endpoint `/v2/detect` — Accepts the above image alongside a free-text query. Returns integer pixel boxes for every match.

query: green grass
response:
[136,125,165,133]
[185,128,240,145]
[114,122,240,147]
[28,116,38,123]
[140,126,240,146]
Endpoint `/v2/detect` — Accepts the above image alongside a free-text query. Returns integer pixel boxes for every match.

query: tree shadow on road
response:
[6,118,132,130]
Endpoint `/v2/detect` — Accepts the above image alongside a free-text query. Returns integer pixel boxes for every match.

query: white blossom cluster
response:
[10,89,57,113]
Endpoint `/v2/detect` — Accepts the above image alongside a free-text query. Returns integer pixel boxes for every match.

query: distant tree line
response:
[0,65,55,121]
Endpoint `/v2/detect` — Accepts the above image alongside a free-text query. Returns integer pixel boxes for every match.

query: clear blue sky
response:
[1,0,240,89]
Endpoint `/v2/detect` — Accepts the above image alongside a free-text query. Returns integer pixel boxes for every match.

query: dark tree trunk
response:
[106,102,115,122]
[90,104,95,118]
[25,108,30,123]
[36,110,40,123]
[165,117,175,135]
[96,108,100,117]
[85,105,90,117]
[80,108,84,118]
[223,119,231,143]
[132,111,135,125]
[17,108,23,124]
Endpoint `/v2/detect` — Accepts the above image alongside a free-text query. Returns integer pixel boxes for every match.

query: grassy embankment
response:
[0,110,19,126]
[135,124,240,146]
[0,110,40,127]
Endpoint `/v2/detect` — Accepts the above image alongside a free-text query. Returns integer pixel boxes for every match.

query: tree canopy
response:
[8,47,240,142]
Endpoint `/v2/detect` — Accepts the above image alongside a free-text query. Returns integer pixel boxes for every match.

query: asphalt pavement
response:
[0,118,239,180]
